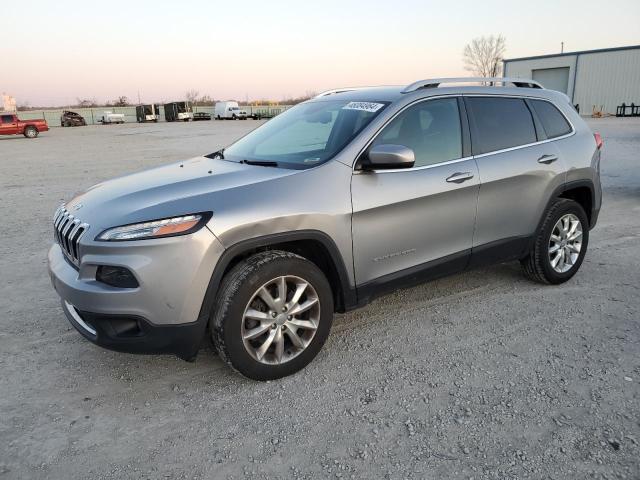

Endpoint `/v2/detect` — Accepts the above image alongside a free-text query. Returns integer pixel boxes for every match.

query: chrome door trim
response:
[354,155,475,175]
[471,132,575,159]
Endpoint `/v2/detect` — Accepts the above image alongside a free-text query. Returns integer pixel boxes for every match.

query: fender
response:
[523,178,597,256]
[193,230,357,350]
[542,179,597,229]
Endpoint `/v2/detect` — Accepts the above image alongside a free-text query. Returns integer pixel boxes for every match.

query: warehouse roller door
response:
[532,67,570,93]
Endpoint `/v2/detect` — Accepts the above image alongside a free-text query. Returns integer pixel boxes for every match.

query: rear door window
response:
[530,99,573,139]
[465,97,537,155]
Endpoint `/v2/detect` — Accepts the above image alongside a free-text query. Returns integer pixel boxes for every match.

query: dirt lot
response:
[1,118,639,479]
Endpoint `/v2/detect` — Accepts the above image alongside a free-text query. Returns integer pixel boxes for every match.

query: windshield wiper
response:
[240,159,278,167]
[205,148,225,160]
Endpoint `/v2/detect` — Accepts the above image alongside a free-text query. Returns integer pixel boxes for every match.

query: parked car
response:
[215,101,247,119]
[48,77,602,380]
[136,104,161,123]
[164,102,193,122]
[99,112,125,124]
[0,113,49,138]
[61,110,86,127]
[193,112,212,121]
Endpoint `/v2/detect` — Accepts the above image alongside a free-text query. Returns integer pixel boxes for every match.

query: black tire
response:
[521,198,589,284]
[24,126,38,138]
[211,251,334,380]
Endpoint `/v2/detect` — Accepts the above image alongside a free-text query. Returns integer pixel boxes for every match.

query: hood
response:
[65,156,297,234]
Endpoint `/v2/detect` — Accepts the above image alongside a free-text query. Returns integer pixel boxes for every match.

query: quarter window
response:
[371,98,462,167]
[530,99,572,139]
[465,97,537,155]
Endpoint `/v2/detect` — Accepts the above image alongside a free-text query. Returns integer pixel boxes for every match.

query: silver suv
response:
[48,77,603,380]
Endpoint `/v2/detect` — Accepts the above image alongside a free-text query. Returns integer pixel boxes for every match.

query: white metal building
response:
[2,93,16,113]
[503,45,640,115]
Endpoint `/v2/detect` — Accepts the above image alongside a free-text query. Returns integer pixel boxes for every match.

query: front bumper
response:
[48,227,225,359]
[61,300,205,359]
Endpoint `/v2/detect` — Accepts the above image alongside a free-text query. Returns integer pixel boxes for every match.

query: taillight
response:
[594,132,603,150]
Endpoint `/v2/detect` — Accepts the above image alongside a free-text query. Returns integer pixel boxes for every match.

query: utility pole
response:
[561,42,564,54]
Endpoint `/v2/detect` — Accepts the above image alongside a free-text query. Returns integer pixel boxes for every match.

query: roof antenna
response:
[561,42,564,54]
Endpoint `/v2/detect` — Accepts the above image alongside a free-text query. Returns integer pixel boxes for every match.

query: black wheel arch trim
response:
[194,230,356,353]
[551,179,598,228]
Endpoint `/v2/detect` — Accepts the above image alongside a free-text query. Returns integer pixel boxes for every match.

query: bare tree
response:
[110,96,129,107]
[463,35,506,78]
[76,97,98,108]
[197,94,214,106]
[185,89,199,104]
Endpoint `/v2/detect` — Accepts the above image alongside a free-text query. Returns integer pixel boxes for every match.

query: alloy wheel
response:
[241,275,320,365]
[548,213,583,273]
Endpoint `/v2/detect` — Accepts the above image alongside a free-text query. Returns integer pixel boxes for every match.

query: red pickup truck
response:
[0,113,49,138]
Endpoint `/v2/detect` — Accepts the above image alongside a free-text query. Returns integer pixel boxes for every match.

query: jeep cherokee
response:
[48,77,603,380]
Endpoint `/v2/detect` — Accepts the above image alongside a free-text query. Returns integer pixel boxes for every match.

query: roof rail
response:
[314,87,374,98]
[401,77,543,94]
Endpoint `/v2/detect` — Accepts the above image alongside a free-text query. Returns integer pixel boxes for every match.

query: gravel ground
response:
[1,118,638,479]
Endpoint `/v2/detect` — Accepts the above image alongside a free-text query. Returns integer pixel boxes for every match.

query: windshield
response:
[223,100,388,168]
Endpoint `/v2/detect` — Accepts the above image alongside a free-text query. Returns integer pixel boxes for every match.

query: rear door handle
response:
[538,154,558,164]
[446,172,474,183]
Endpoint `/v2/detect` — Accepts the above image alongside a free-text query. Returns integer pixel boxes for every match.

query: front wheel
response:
[211,251,334,380]
[521,198,589,284]
[24,126,38,138]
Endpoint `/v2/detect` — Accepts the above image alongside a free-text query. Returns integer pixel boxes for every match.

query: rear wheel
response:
[211,251,334,380]
[24,126,38,138]
[521,198,589,284]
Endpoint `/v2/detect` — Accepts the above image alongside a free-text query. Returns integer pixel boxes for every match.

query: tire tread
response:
[210,250,305,375]
[520,198,586,284]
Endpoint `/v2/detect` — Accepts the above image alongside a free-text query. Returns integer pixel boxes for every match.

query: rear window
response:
[465,97,537,155]
[530,99,572,139]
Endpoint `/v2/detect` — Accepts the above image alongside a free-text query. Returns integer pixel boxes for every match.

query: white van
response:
[214,101,247,120]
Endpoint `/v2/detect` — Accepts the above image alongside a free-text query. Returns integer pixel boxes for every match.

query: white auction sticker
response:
[342,102,385,113]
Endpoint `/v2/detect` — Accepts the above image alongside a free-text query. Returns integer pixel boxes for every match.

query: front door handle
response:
[538,154,558,164]
[446,172,474,183]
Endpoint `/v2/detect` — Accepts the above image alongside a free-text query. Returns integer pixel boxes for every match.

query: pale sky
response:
[3,0,639,106]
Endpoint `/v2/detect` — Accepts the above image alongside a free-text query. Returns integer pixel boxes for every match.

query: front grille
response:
[53,205,89,265]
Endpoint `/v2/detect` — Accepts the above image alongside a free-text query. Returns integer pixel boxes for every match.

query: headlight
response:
[96,213,210,241]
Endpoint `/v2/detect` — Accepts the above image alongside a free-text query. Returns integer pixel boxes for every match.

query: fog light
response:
[96,266,139,288]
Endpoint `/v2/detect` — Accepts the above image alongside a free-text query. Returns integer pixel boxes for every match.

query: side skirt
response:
[352,250,471,309]
[350,235,533,310]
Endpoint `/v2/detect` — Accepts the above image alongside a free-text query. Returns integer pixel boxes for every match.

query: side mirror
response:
[361,144,415,170]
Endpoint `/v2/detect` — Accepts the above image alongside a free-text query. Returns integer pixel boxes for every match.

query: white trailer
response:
[99,111,125,124]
